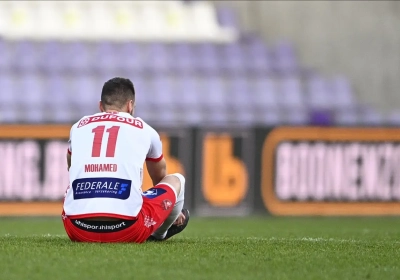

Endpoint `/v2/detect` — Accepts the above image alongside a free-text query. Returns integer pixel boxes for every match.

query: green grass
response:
[0,217,400,280]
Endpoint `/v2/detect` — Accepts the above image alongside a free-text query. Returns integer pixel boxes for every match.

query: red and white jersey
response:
[63,112,163,219]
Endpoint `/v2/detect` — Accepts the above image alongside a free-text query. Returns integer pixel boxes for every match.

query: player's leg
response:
[149,173,188,240]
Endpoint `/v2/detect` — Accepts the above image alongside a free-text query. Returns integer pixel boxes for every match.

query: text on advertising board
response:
[261,127,400,216]
[0,141,69,200]
[276,142,400,201]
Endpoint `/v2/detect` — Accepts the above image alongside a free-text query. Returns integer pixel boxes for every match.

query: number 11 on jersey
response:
[92,125,120,157]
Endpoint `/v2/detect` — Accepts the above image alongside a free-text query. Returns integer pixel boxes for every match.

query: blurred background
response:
[2,0,400,126]
[0,1,400,216]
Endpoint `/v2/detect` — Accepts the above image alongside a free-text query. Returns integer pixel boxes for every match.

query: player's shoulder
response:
[70,113,99,130]
[135,117,158,134]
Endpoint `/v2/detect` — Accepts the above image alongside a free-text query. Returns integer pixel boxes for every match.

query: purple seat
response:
[334,109,359,125]
[225,77,250,110]
[283,108,308,125]
[309,109,333,126]
[175,75,202,125]
[92,41,119,74]
[149,75,176,108]
[130,75,150,104]
[70,76,99,115]
[0,108,19,123]
[272,41,298,74]
[43,74,70,108]
[230,110,254,125]
[170,43,196,73]
[249,78,280,123]
[219,42,245,74]
[306,76,332,109]
[200,76,226,109]
[197,76,229,125]
[134,76,155,121]
[216,6,238,29]
[0,74,17,108]
[278,76,305,109]
[63,42,91,73]
[256,110,282,125]
[118,42,145,74]
[192,43,220,74]
[224,78,253,125]
[250,77,278,109]
[148,75,179,125]
[0,39,12,72]
[38,41,65,73]
[241,36,272,74]
[330,76,356,109]
[205,110,230,126]
[23,107,46,123]
[145,43,170,73]
[13,41,39,72]
[128,74,149,119]
[358,106,384,125]
[0,74,21,123]
[182,109,203,125]
[175,75,199,108]
[226,77,254,125]
[17,74,44,108]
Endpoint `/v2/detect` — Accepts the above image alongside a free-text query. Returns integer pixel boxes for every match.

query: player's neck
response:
[105,110,121,114]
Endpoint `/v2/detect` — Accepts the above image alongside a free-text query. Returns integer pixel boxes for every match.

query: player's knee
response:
[160,173,185,196]
[170,173,185,190]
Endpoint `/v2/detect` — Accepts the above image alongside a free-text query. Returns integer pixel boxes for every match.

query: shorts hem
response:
[155,183,177,199]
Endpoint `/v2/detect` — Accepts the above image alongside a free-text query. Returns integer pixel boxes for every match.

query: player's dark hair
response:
[101,77,135,109]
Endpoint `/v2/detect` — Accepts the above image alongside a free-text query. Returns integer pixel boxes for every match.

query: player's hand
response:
[173,212,185,226]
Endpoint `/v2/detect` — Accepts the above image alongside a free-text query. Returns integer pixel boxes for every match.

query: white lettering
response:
[392,146,400,199]
[0,141,40,200]
[359,145,378,199]
[325,145,344,200]
[276,143,292,200]
[274,142,400,202]
[297,143,309,200]
[43,141,70,200]
[377,144,392,200]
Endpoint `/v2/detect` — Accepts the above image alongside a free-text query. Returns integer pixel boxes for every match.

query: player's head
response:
[100,77,136,115]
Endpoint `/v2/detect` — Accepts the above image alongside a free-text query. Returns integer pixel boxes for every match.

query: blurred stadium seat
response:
[0,1,386,126]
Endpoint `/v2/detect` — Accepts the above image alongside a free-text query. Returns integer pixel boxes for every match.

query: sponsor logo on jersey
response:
[161,199,173,210]
[142,188,167,198]
[77,114,143,129]
[72,177,131,200]
[71,219,135,233]
[144,215,156,228]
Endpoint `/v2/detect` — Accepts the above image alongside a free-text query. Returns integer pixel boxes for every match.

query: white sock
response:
[151,173,185,240]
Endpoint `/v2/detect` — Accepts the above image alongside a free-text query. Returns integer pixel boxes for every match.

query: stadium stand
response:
[0,1,389,125]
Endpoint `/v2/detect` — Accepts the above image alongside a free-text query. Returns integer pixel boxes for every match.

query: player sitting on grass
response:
[62,77,189,243]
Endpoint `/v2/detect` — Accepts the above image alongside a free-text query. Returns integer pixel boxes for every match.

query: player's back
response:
[63,112,158,219]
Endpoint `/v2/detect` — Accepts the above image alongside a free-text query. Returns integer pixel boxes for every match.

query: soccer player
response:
[62,77,189,243]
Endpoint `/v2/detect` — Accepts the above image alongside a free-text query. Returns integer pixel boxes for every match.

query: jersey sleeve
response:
[146,127,163,162]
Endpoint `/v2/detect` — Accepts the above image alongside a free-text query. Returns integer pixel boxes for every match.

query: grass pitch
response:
[0,216,399,280]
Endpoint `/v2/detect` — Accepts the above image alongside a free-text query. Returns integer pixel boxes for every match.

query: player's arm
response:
[146,127,166,186]
[67,152,71,171]
[146,158,167,186]
[66,126,73,171]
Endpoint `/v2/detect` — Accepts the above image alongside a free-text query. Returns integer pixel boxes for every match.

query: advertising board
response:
[261,127,400,216]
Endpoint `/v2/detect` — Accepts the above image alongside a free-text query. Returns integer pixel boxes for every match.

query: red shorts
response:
[62,184,176,243]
